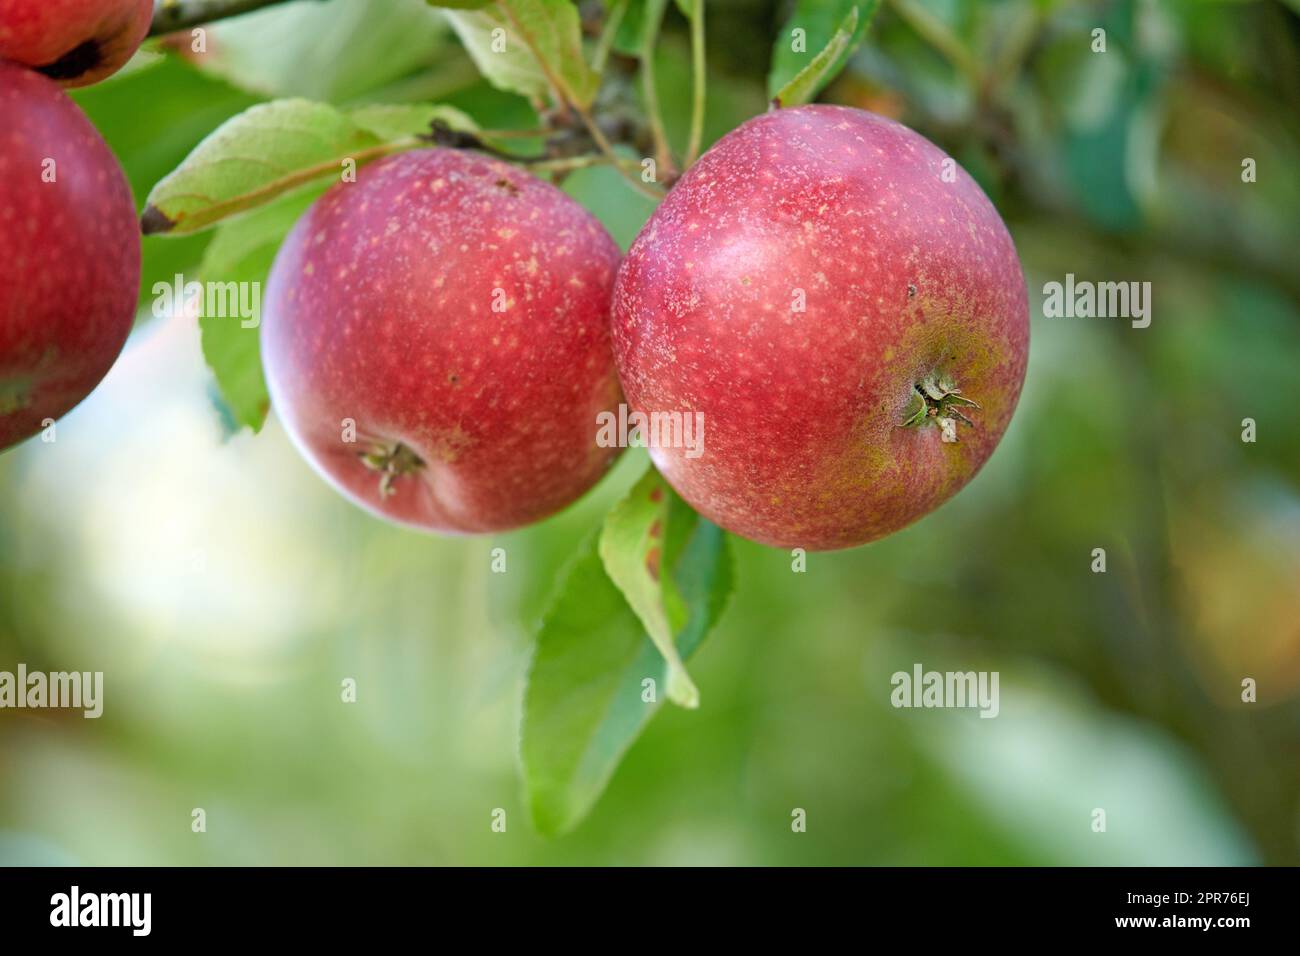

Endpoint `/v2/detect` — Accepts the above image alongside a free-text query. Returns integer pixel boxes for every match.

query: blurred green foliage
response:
[1,0,1297,864]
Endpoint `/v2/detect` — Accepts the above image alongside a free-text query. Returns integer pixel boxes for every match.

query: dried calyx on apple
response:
[900,374,981,434]
[0,0,154,87]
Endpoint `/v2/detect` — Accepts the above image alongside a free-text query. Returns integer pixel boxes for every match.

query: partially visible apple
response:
[262,148,624,534]
[0,0,153,87]
[0,62,141,451]
[612,105,1030,550]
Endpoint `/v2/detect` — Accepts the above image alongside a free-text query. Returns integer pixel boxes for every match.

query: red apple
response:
[0,0,153,87]
[0,61,141,451]
[612,105,1030,550]
[262,148,624,534]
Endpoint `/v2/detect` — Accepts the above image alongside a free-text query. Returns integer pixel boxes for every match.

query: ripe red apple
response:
[612,105,1030,550]
[0,0,153,87]
[0,62,141,451]
[262,149,624,534]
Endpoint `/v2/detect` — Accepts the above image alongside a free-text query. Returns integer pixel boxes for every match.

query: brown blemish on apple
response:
[645,546,661,581]
[426,423,476,464]
[0,375,35,415]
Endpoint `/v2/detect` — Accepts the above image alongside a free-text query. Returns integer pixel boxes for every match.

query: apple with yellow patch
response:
[612,105,1029,550]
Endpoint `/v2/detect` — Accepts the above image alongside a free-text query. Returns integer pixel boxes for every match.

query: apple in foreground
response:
[262,149,624,534]
[0,0,153,87]
[612,104,1030,550]
[0,62,141,451]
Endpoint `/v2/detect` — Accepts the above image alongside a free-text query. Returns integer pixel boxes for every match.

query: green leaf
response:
[441,1,600,108]
[769,1,879,106]
[612,0,648,56]
[347,103,478,141]
[198,0,457,102]
[522,477,733,835]
[609,0,674,59]
[599,469,700,707]
[142,100,408,236]
[195,187,324,432]
[70,56,261,310]
[441,8,551,103]
[636,0,668,57]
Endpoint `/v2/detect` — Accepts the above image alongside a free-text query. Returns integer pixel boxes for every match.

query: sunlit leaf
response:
[522,475,733,835]
[441,1,600,108]
[599,468,699,708]
[142,100,402,235]
[770,2,878,106]
[201,0,457,102]
[195,187,324,431]
[348,103,479,140]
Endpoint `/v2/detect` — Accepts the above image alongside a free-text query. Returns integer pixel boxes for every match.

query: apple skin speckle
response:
[612,105,1030,551]
[0,62,141,451]
[263,149,624,534]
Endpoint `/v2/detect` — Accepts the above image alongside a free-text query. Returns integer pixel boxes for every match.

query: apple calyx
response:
[36,41,103,83]
[358,441,425,497]
[900,374,980,439]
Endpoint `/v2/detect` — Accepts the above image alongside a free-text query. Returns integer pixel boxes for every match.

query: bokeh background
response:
[2,0,1298,865]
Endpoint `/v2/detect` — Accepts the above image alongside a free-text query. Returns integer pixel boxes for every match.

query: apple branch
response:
[149,0,307,37]
[424,121,650,192]
[570,108,665,200]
